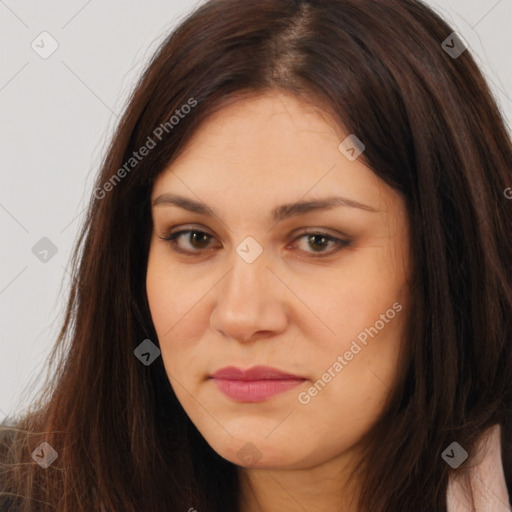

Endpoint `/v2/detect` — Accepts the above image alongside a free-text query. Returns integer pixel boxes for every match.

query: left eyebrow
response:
[151,193,379,223]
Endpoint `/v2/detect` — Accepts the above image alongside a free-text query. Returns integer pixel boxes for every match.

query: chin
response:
[205,435,307,469]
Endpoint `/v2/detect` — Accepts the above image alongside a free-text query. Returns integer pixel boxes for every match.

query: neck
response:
[238,452,362,512]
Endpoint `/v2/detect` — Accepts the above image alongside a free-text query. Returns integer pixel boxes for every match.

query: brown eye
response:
[159,227,351,258]
[291,232,351,257]
[160,229,215,254]
[187,231,211,249]
[307,234,331,252]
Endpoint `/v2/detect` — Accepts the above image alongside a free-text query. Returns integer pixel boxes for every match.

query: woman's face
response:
[146,91,411,470]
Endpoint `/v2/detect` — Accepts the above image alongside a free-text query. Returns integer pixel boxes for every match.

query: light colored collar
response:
[447,423,511,511]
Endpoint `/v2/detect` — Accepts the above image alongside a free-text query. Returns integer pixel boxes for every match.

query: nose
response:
[210,251,288,343]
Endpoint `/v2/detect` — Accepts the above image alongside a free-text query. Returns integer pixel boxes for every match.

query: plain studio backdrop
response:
[0,0,511,423]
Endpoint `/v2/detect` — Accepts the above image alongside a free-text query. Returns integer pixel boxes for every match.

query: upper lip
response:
[211,365,305,381]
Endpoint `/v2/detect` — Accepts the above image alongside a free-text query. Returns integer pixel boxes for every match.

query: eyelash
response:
[158,227,351,258]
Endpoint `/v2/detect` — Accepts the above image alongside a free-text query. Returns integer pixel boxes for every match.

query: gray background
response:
[1,0,511,423]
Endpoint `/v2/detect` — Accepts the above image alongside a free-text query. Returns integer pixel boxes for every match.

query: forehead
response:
[151,91,398,215]
[166,91,344,169]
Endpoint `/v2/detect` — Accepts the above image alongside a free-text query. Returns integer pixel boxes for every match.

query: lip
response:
[211,365,304,380]
[210,365,306,402]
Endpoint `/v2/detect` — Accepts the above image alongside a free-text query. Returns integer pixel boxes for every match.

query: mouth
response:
[209,365,306,402]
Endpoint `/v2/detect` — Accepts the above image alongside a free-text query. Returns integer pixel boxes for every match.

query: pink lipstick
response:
[210,365,306,402]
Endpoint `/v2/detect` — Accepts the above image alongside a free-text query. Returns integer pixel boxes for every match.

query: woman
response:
[1,0,511,510]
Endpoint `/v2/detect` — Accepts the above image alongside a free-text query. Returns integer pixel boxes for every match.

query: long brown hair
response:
[1,0,511,510]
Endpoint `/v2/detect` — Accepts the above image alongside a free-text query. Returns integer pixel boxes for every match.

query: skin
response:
[146,90,411,512]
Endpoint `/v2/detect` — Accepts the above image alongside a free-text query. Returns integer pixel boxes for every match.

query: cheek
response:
[146,260,176,337]
[304,256,405,354]
[146,252,209,380]
[301,253,406,417]
[296,313,404,460]
[146,245,194,336]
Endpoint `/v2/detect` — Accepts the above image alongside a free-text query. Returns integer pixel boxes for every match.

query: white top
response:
[447,424,511,511]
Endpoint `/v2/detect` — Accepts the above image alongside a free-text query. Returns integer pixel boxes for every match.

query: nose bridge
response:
[221,246,270,312]
[210,242,287,341]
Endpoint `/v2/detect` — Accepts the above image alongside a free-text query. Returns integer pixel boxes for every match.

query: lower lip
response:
[211,378,305,402]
